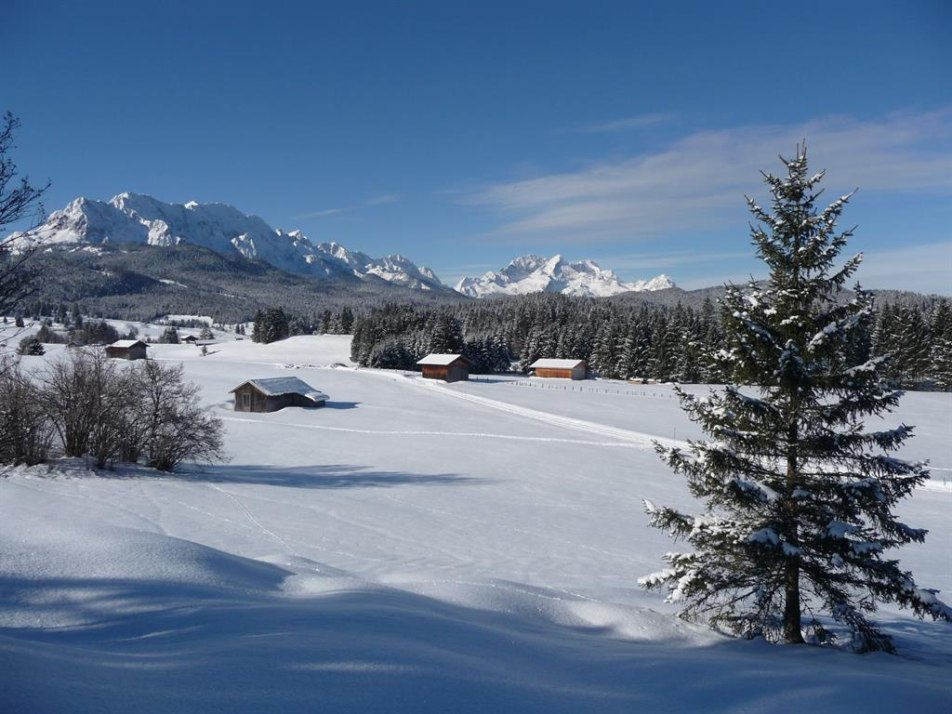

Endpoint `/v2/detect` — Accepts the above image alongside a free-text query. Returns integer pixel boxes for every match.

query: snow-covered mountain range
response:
[11,193,445,291]
[12,194,676,299]
[455,254,674,298]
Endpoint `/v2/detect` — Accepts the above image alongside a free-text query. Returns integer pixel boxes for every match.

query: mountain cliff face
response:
[314,241,444,292]
[454,254,674,298]
[11,193,446,291]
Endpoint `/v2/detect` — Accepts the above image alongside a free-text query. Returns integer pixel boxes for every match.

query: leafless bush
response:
[42,349,102,458]
[37,352,224,472]
[0,356,54,466]
[130,360,224,471]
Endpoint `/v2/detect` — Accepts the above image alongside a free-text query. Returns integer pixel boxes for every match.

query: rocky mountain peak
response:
[455,254,675,298]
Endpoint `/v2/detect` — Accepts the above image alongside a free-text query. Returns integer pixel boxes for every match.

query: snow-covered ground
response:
[2,333,951,713]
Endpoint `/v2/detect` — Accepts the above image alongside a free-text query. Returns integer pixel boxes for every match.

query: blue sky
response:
[4,0,950,293]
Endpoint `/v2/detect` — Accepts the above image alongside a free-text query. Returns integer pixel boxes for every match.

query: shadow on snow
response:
[3,572,951,714]
[323,401,360,409]
[106,463,486,490]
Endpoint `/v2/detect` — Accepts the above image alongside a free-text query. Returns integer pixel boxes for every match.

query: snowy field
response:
[1,331,951,713]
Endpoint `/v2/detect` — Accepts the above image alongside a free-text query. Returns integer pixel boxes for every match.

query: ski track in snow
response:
[223,367,681,449]
[220,415,659,449]
[206,483,295,552]
[221,371,951,490]
[417,378,682,447]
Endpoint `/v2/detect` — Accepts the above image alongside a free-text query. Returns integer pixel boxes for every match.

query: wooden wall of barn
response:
[233,386,325,412]
[533,366,586,380]
[105,344,147,360]
[234,384,269,412]
[421,364,469,383]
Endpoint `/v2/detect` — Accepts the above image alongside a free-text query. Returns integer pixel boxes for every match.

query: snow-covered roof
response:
[416,353,468,367]
[108,339,147,349]
[530,358,585,369]
[230,377,328,402]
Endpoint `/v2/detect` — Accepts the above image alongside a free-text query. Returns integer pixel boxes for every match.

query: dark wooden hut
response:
[416,354,470,383]
[230,377,329,413]
[105,339,148,360]
[529,358,587,380]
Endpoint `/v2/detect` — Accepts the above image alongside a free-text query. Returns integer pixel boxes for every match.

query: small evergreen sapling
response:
[17,335,44,356]
[640,146,951,653]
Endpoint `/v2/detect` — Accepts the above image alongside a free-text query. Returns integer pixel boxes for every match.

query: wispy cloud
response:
[591,249,752,272]
[557,112,675,135]
[297,207,347,219]
[857,241,952,296]
[465,109,952,243]
[364,193,398,206]
[295,193,399,220]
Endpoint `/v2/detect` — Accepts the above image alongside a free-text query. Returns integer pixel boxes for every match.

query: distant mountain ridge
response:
[455,254,674,298]
[12,194,677,301]
[11,193,446,292]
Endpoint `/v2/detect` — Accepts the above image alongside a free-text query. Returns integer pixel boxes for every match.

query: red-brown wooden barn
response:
[416,354,470,383]
[529,358,588,380]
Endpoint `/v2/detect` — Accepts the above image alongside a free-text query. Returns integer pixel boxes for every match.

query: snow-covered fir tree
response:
[251,308,290,344]
[927,300,952,390]
[641,146,951,653]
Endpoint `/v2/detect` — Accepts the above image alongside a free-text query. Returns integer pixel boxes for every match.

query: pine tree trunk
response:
[783,559,804,644]
[783,415,805,644]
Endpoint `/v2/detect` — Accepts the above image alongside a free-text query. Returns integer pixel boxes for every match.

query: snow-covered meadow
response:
[2,330,950,712]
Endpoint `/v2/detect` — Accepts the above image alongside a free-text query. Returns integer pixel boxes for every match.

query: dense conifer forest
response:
[347,292,952,390]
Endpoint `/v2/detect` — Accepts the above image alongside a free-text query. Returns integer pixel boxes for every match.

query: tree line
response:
[345,291,952,389]
[249,306,355,343]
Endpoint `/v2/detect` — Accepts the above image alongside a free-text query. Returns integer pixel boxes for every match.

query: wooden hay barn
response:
[105,339,148,360]
[416,354,470,383]
[529,358,588,380]
[230,377,329,413]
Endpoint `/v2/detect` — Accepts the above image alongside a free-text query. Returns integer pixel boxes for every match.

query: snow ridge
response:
[455,254,674,298]
[10,193,445,291]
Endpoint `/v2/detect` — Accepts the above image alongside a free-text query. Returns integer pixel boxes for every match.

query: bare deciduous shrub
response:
[28,351,224,472]
[131,360,224,472]
[0,356,54,466]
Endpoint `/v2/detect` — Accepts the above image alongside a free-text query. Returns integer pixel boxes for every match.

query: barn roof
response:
[416,353,469,367]
[530,358,586,369]
[230,377,329,402]
[109,339,147,349]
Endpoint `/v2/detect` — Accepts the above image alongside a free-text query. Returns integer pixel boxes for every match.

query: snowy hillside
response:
[455,254,674,298]
[9,193,446,291]
[1,331,950,712]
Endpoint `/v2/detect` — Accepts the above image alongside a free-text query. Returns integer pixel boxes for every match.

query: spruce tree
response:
[928,300,952,390]
[894,306,930,388]
[641,146,950,653]
[251,307,290,344]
